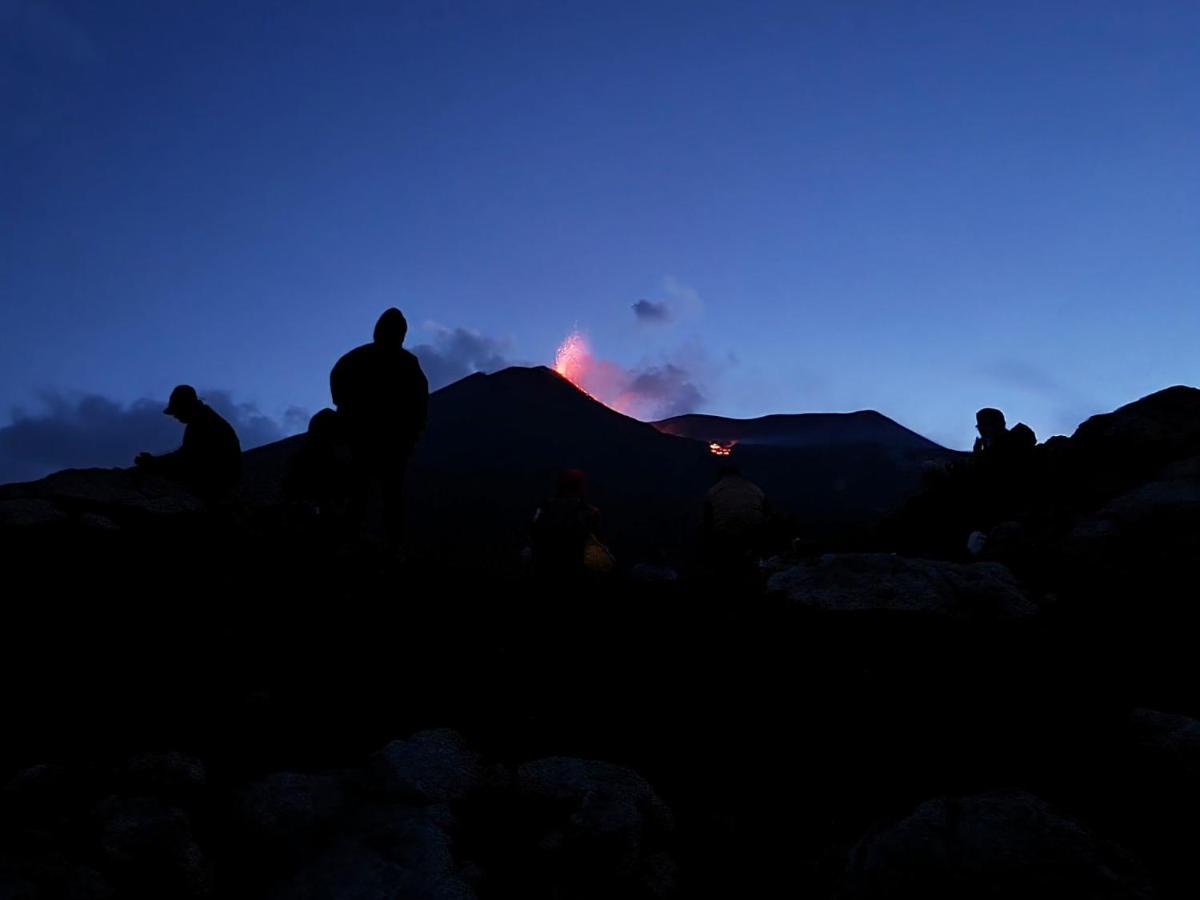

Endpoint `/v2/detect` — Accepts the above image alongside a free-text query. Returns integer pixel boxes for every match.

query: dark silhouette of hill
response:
[654,410,947,455]
[243,366,956,564]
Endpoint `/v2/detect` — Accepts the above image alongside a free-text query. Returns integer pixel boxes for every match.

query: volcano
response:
[243,366,955,566]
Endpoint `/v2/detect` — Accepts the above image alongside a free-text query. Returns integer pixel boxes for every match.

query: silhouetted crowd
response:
[137,308,428,559]
[134,307,1050,577]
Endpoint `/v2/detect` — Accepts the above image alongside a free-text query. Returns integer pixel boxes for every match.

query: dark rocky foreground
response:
[2,386,1200,898]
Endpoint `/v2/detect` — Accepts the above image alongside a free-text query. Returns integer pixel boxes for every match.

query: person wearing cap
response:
[329,308,429,549]
[134,384,242,500]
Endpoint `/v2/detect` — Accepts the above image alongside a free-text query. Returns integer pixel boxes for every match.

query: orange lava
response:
[551,329,638,417]
[709,442,734,457]
[553,330,590,385]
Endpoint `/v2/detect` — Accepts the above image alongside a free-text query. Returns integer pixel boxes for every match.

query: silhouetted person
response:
[973,407,1037,459]
[703,463,768,569]
[885,408,1042,558]
[330,308,429,549]
[283,408,354,530]
[135,385,241,500]
[529,468,606,578]
[968,407,1039,540]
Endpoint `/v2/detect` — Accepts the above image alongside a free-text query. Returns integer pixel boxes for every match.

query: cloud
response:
[617,365,703,418]
[632,299,672,324]
[0,389,306,485]
[553,331,706,420]
[412,326,514,391]
[629,277,703,328]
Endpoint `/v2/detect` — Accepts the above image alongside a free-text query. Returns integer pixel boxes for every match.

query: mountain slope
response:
[242,366,952,565]
[654,410,948,454]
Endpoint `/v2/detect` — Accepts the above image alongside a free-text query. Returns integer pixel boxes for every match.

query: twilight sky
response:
[3,1,1199,480]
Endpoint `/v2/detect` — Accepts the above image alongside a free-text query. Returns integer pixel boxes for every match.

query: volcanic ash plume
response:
[553,330,703,421]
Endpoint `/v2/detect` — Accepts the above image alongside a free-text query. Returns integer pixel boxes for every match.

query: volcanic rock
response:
[767,553,1038,621]
[841,790,1154,899]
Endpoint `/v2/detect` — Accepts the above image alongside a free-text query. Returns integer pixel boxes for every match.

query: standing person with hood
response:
[330,308,429,551]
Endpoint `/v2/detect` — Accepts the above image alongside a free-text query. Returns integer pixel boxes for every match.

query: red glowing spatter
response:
[709,442,734,457]
[552,329,636,416]
[554,330,590,385]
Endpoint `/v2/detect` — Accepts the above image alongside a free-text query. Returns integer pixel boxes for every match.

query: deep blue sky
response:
[3,0,1198,478]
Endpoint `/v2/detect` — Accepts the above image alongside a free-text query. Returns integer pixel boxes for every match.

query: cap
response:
[164,384,199,416]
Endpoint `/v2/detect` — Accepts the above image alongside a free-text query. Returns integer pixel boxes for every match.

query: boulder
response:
[268,803,477,900]
[370,729,483,805]
[0,498,68,529]
[0,468,204,517]
[1119,709,1200,885]
[517,758,674,836]
[0,852,112,900]
[516,757,676,896]
[269,841,476,900]
[1128,708,1200,781]
[767,553,1038,621]
[95,795,209,898]
[1061,456,1200,571]
[121,752,206,802]
[1072,386,1200,466]
[841,790,1153,899]
[237,772,345,847]
[343,804,459,879]
[2,764,95,833]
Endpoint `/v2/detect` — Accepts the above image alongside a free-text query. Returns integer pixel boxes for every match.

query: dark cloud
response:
[0,389,305,485]
[412,327,513,391]
[621,365,703,418]
[559,331,710,420]
[632,299,672,324]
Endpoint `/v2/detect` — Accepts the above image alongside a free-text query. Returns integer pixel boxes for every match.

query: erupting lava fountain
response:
[553,329,591,388]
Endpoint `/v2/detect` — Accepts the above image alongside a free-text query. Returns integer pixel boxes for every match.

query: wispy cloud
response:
[412,324,515,390]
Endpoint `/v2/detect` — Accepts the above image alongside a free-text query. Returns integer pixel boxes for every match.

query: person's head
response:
[556,468,588,499]
[307,408,340,440]
[975,407,1007,446]
[373,308,408,347]
[163,385,201,423]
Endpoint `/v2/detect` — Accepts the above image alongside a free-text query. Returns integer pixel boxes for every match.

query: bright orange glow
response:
[551,329,641,417]
[554,330,590,385]
[709,442,734,456]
